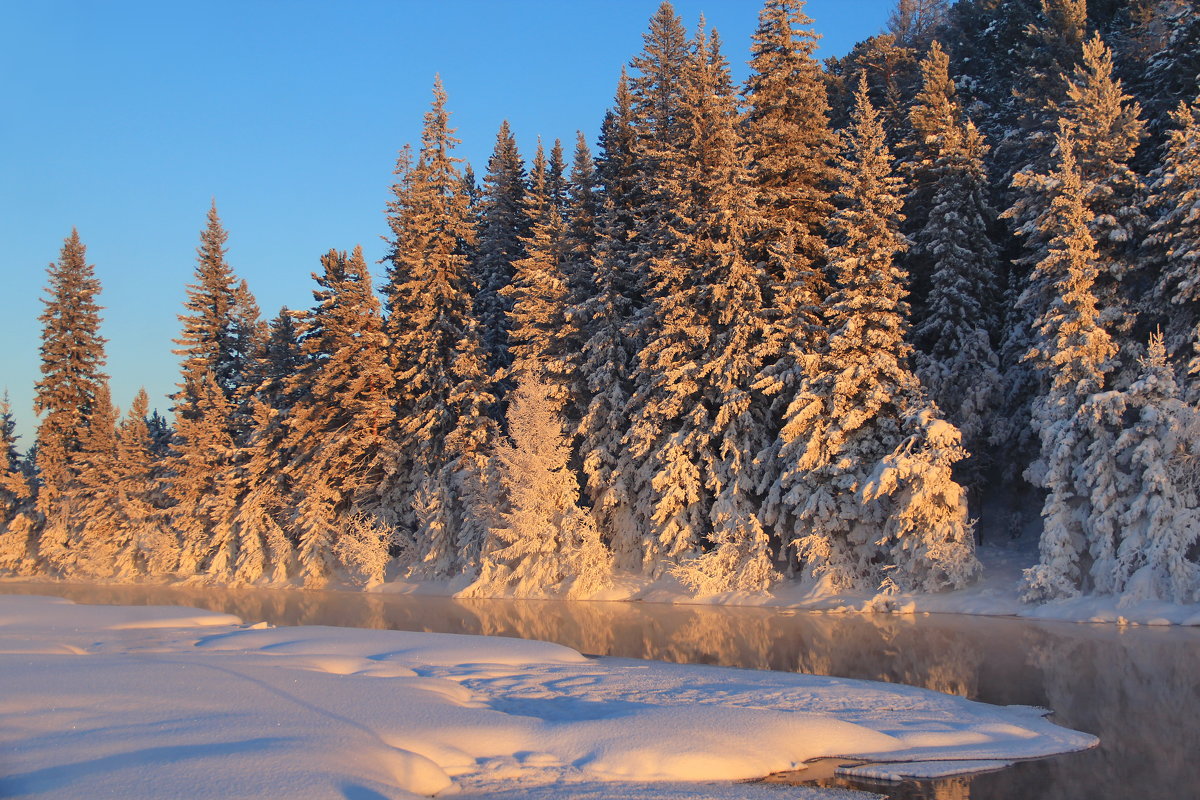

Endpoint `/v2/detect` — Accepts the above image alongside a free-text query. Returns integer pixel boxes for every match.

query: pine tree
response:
[906,43,1002,491]
[229,398,294,585]
[742,0,837,570]
[0,395,37,574]
[71,382,120,577]
[665,25,775,593]
[34,229,109,574]
[284,246,396,588]
[166,371,238,579]
[994,0,1088,187]
[472,120,528,380]
[1019,135,1119,601]
[771,80,976,593]
[619,2,699,574]
[174,202,261,420]
[578,73,644,570]
[1148,93,1200,379]
[505,140,577,417]
[465,376,612,599]
[110,389,177,578]
[383,78,497,578]
[1110,333,1200,604]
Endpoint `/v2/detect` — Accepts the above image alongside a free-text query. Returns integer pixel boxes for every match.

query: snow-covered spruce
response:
[465,375,612,599]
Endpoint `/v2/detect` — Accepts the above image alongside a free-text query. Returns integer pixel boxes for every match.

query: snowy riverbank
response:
[0,593,1096,799]
[377,541,1200,627]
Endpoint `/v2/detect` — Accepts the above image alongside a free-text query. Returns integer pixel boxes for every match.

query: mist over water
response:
[2,581,1195,800]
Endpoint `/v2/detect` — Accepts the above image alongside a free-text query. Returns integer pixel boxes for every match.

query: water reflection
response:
[1,581,1195,800]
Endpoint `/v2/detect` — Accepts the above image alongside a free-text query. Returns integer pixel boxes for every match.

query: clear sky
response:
[0,0,894,443]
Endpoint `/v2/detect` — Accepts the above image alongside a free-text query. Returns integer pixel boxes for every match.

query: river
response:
[1,581,1195,799]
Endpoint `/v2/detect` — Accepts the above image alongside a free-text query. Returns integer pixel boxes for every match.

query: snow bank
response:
[0,594,1096,799]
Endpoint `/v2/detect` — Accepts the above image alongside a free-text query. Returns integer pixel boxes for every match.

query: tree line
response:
[2,0,1198,604]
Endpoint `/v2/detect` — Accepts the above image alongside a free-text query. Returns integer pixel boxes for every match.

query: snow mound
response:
[0,595,1097,799]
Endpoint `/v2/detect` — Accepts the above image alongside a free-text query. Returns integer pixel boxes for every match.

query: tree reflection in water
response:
[1,581,1195,800]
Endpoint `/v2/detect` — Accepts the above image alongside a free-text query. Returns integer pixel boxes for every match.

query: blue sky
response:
[1,0,894,442]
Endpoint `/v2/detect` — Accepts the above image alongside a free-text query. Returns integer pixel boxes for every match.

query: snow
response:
[0,593,1096,799]
[376,540,1200,626]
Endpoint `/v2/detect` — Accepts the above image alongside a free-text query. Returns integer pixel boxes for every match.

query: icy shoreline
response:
[0,593,1097,799]
[373,542,1200,627]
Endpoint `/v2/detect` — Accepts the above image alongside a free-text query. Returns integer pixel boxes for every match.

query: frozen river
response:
[2,581,1195,799]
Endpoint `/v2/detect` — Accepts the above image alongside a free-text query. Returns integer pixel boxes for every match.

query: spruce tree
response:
[1111,334,1200,603]
[285,246,396,588]
[383,78,497,578]
[0,395,37,574]
[742,0,837,569]
[472,120,528,380]
[1019,135,1119,601]
[505,140,577,417]
[1058,34,1147,353]
[166,371,238,578]
[34,229,108,574]
[618,1,697,573]
[174,202,262,421]
[770,80,976,592]
[1148,93,1200,379]
[906,42,1002,491]
[111,389,177,578]
[465,376,612,599]
[578,74,643,570]
[665,25,775,593]
[71,382,120,577]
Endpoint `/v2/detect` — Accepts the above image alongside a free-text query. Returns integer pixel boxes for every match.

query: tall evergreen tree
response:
[111,389,177,578]
[166,371,238,578]
[1019,135,1119,601]
[1058,34,1147,349]
[174,202,262,421]
[0,395,36,574]
[465,376,612,599]
[1001,34,1145,491]
[284,246,396,588]
[578,73,644,569]
[770,80,977,592]
[383,78,497,578]
[618,2,697,574]
[666,25,775,592]
[906,42,1002,491]
[505,140,577,417]
[472,120,529,379]
[71,382,120,577]
[742,0,837,569]
[1148,93,1200,379]
[34,230,108,574]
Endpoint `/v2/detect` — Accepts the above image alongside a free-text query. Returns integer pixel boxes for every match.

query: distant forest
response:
[3,0,1199,604]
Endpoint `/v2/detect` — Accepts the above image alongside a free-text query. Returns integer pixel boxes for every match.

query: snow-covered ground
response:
[0,593,1096,799]
[380,540,1200,626]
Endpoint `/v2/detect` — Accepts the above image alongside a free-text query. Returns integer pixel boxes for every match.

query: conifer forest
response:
[4,0,1200,608]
